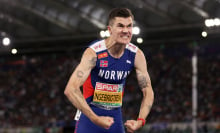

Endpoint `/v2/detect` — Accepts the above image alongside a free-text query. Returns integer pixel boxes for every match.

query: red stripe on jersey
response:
[122,87,124,97]
[83,74,94,99]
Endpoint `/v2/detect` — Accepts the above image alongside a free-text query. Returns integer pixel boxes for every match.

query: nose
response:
[122,27,129,33]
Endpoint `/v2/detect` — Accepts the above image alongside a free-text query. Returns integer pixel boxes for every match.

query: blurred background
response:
[0,0,219,133]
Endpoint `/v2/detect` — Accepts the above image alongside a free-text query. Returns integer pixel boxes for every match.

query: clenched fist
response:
[124,120,142,133]
[91,116,114,129]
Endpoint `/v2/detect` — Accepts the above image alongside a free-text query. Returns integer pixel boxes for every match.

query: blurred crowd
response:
[0,44,219,128]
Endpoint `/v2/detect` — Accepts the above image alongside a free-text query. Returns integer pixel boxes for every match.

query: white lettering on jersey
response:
[117,71,123,80]
[110,71,115,80]
[123,71,128,79]
[98,69,130,80]
[98,69,105,77]
[105,71,110,79]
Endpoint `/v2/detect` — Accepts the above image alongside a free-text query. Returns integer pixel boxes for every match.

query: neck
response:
[105,38,126,58]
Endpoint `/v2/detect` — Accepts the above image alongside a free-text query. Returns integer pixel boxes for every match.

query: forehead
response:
[113,17,133,25]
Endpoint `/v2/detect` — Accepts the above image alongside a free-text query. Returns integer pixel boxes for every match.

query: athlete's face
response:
[108,17,133,44]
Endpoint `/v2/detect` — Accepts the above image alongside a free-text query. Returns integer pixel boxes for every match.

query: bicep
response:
[135,49,152,89]
[70,64,91,87]
[66,48,97,88]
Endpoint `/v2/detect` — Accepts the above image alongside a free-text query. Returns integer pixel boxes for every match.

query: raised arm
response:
[64,48,114,129]
[125,49,154,132]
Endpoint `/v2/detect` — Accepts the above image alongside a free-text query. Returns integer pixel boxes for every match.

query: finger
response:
[105,122,112,129]
[106,117,114,121]
[126,126,134,133]
[107,117,114,124]
[124,120,131,125]
[105,118,114,129]
[125,121,134,127]
[125,120,135,124]
[105,125,111,130]
[125,123,132,129]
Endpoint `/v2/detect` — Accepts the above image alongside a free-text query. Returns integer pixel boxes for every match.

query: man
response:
[64,8,154,133]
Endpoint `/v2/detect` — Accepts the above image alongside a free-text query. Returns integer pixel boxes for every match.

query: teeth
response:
[122,36,128,38]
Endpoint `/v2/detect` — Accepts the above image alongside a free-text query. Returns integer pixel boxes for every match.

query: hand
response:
[124,120,142,133]
[91,116,114,129]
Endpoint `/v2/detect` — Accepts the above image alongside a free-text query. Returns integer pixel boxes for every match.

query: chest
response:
[93,50,135,82]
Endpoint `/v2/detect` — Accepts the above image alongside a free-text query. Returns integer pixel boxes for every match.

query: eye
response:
[127,24,132,28]
[117,23,124,28]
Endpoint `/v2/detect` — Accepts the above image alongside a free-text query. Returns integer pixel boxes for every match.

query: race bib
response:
[92,82,123,107]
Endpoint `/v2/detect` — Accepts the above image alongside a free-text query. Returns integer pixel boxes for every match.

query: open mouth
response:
[121,35,129,39]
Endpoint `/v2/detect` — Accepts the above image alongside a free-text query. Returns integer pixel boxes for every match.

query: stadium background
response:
[0,0,219,133]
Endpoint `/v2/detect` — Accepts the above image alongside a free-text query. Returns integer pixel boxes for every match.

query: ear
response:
[107,26,112,35]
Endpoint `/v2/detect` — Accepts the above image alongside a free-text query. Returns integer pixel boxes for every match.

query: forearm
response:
[124,87,154,131]
[136,72,154,119]
[138,87,154,119]
[64,87,97,121]
[129,49,154,130]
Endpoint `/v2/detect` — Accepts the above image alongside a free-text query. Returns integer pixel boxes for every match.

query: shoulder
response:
[83,47,97,57]
[134,48,147,67]
[89,40,106,53]
[126,43,138,53]
[80,48,97,68]
[136,48,145,58]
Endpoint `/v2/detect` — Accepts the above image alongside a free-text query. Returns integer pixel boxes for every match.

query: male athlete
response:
[64,8,154,133]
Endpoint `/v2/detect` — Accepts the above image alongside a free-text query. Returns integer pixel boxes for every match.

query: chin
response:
[118,39,131,44]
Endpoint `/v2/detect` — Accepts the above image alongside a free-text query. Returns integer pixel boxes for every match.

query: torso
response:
[83,40,138,109]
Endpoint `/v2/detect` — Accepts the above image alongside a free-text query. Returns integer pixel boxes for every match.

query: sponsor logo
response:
[96,82,122,92]
[94,44,102,50]
[100,60,108,67]
[98,52,108,59]
[126,60,131,64]
[127,44,136,50]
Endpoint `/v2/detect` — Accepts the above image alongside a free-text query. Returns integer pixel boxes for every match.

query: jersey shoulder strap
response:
[89,40,106,53]
[126,43,138,53]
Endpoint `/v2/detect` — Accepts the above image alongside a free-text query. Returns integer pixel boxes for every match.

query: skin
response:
[124,49,154,133]
[64,16,154,132]
[106,17,133,58]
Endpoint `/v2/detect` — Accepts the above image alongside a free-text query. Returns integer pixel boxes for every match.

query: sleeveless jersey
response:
[74,40,138,133]
[83,40,138,109]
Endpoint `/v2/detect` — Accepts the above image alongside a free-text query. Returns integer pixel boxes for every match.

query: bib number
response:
[92,82,123,107]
